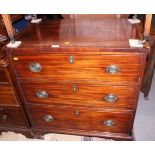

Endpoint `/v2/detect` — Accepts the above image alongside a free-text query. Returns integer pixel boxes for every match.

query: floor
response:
[0,74,155,141]
[134,17,155,141]
[0,131,113,141]
[134,72,155,140]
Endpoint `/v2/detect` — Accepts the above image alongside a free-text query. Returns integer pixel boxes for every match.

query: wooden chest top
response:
[5,19,149,53]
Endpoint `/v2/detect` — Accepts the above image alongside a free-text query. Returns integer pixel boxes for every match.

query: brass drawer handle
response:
[104,94,118,103]
[106,65,120,74]
[72,84,77,92]
[29,62,42,72]
[69,56,74,64]
[1,114,7,121]
[43,115,54,122]
[36,90,48,99]
[103,120,115,127]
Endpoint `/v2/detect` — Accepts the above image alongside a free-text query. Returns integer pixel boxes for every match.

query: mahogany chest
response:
[5,19,149,140]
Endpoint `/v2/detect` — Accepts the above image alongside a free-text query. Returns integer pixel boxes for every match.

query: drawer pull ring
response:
[43,115,54,122]
[2,114,7,120]
[36,90,48,99]
[72,84,77,92]
[75,111,80,116]
[103,120,115,127]
[106,65,120,74]
[29,62,42,72]
[104,94,118,103]
[69,56,74,64]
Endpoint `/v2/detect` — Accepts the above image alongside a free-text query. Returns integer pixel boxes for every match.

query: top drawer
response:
[11,54,142,83]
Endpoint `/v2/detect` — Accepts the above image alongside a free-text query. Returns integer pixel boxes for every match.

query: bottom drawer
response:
[28,105,133,134]
[0,107,26,127]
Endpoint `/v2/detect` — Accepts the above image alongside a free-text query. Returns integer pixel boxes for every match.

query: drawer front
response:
[0,69,9,83]
[21,82,137,109]
[12,54,142,83]
[28,105,133,133]
[0,107,26,127]
[0,84,19,106]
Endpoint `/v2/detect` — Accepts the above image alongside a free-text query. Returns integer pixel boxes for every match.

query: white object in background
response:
[6,41,21,48]
[129,39,144,48]
[128,19,141,24]
[51,44,60,48]
[31,19,42,24]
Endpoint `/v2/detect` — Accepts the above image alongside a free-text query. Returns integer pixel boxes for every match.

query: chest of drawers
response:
[5,19,149,140]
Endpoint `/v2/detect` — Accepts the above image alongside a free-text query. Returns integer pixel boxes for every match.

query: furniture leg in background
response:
[141,39,155,99]
[141,14,155,100]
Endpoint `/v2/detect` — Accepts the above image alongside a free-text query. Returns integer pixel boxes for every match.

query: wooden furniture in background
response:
[141,14,155,99]
[2,15,15,36]
[141,39,155,99]
[144,14,152,39]
[0,15,30,136]
[2,14,15,42]
[0,16,7,36]
[0,45,30,134]
[1,14,24,41]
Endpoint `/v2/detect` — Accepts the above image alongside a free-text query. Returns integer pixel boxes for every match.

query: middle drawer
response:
[20,82,137,110]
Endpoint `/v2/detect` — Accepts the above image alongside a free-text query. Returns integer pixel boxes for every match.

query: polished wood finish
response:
[21,82,138,110]
[28,105,133,134]
[62,14,129,19]
[0,55,19,107]
[0,67,30,130]
[5,19,148,49]
[0,65,30,129]
[5,19,149,140]
[144,14,152,38]
[12,54,142,83]
[0,39,30,133]
[2,14,15,39]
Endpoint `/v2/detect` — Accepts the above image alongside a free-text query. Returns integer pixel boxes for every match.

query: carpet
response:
[0,131,113,141]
